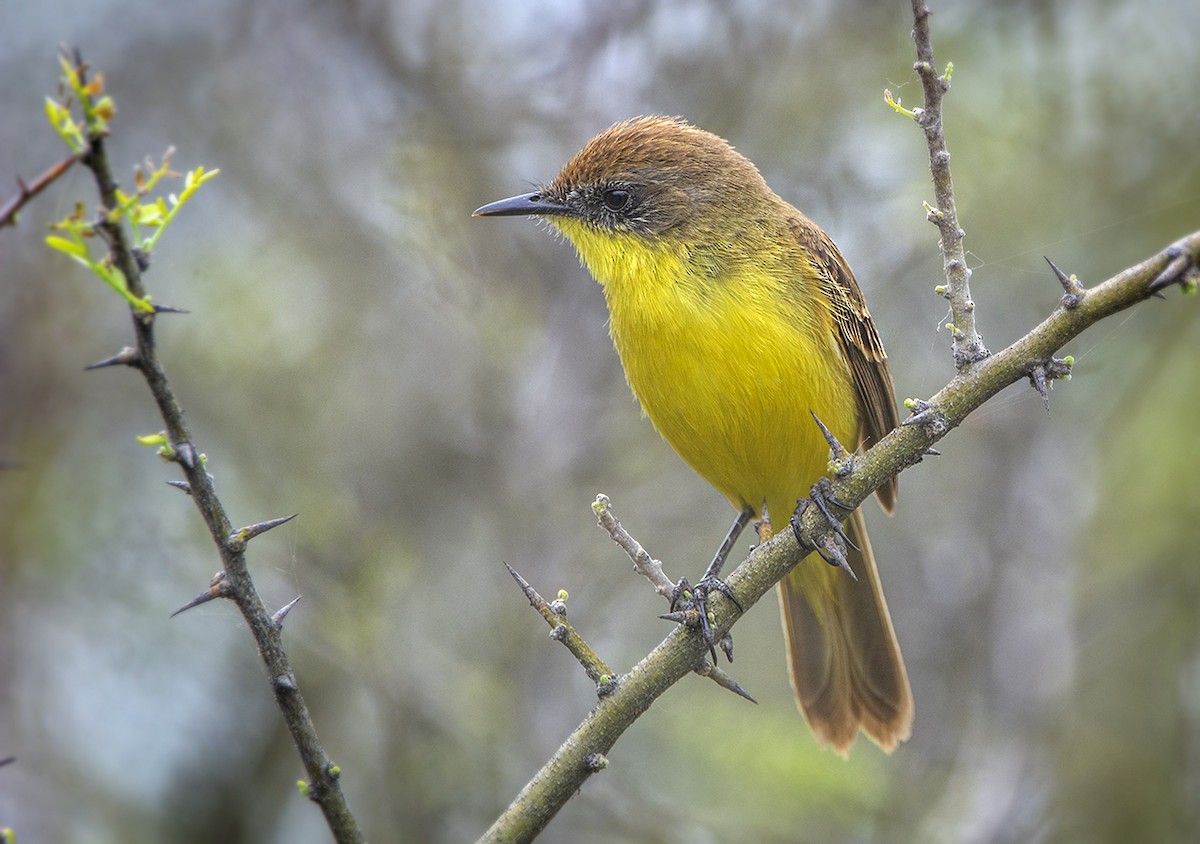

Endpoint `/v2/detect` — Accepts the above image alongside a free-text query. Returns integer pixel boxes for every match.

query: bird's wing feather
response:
[788,215,899,513]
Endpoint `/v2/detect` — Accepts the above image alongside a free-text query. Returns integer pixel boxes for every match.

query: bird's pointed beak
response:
[472,191,574,218]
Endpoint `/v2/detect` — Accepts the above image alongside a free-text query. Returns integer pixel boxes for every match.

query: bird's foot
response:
[663,575,741,662]
[790,478,859,581]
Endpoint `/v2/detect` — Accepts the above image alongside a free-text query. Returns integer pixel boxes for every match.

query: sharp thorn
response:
[658,610,694,625]
[170,590,219,617]
[1147,249,1190,294]
[697,661,757,703]
[809,410,850,460]
[823,541,858,581]
[726,678,757,704]
[1029,365,1051,412]
[151,303,190,315]
[228,514,298,548]
[85,346,139,370]
[924,447,941,456]
[1045,256,1071,287]
[1045,256,1086,308]
[272,595,302,627]
[170,571,228,617]
[503,560,528,589]
[165,480,192,494]
[0,756,15,768]
[503,561,547,609]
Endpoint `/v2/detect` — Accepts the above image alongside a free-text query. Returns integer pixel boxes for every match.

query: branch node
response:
[174,441,198,469]
[596,674,619,697]
[582,753,609,773]
[902,397,949,435]
[1045,256,1086,308]
[1027,356,1074,413]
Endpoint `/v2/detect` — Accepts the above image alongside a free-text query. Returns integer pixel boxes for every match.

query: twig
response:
[591,494,676,600]
[68,53,364,844]
[908,0,988,368]
[0,150,85,229]
[503,562,615,684]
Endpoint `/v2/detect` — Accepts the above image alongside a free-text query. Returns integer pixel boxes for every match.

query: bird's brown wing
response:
[788,215,899,513]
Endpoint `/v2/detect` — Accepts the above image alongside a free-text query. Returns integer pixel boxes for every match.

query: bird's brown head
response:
[473,116,778,243]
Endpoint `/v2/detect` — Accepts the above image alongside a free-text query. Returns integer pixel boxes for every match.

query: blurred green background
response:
[3,1,1199,842]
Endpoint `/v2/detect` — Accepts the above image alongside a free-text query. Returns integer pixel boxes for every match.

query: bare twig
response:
[908,0,988,368]
[0,150,85,229]
[591,494,676,600]
[503,562,615,684]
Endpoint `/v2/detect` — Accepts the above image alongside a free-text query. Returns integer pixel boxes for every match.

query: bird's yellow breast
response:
[557,220,860,524]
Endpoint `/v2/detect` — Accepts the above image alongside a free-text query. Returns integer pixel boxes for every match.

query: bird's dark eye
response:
[601,188,632,212]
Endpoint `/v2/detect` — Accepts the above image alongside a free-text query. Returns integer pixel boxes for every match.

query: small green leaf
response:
[45,235,88,258]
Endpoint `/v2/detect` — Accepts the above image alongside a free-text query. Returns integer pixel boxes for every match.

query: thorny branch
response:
[480,5,1200,842]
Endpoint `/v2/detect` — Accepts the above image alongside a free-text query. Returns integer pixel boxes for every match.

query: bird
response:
[474,116,913,755]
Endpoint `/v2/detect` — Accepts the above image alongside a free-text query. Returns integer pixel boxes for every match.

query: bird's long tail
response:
[777,508,913,755]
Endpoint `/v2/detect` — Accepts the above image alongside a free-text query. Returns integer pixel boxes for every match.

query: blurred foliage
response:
[2,1,1199,842]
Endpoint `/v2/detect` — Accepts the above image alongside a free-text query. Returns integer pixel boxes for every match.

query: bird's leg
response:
[703,505,755,584]
[668,506,752,662]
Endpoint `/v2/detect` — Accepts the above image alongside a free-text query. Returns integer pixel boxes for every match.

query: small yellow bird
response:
[475,116,912,754]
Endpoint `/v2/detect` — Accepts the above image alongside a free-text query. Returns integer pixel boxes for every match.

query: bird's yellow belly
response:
[608,278,859,524]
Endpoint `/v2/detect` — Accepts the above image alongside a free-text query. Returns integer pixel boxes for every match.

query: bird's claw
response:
[790,481,859,581]
[667,574,742,663]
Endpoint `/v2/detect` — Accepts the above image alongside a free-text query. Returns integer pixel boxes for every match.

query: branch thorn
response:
[1147,244,1197,295]
[226,514,298,551]
[151,302,190,315]
[272,596,302,628]
[695,660,757,704]
[810,411,853,476]
[1045,256,1085,308]
[85,346,139,370]
[170,571,229,617]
